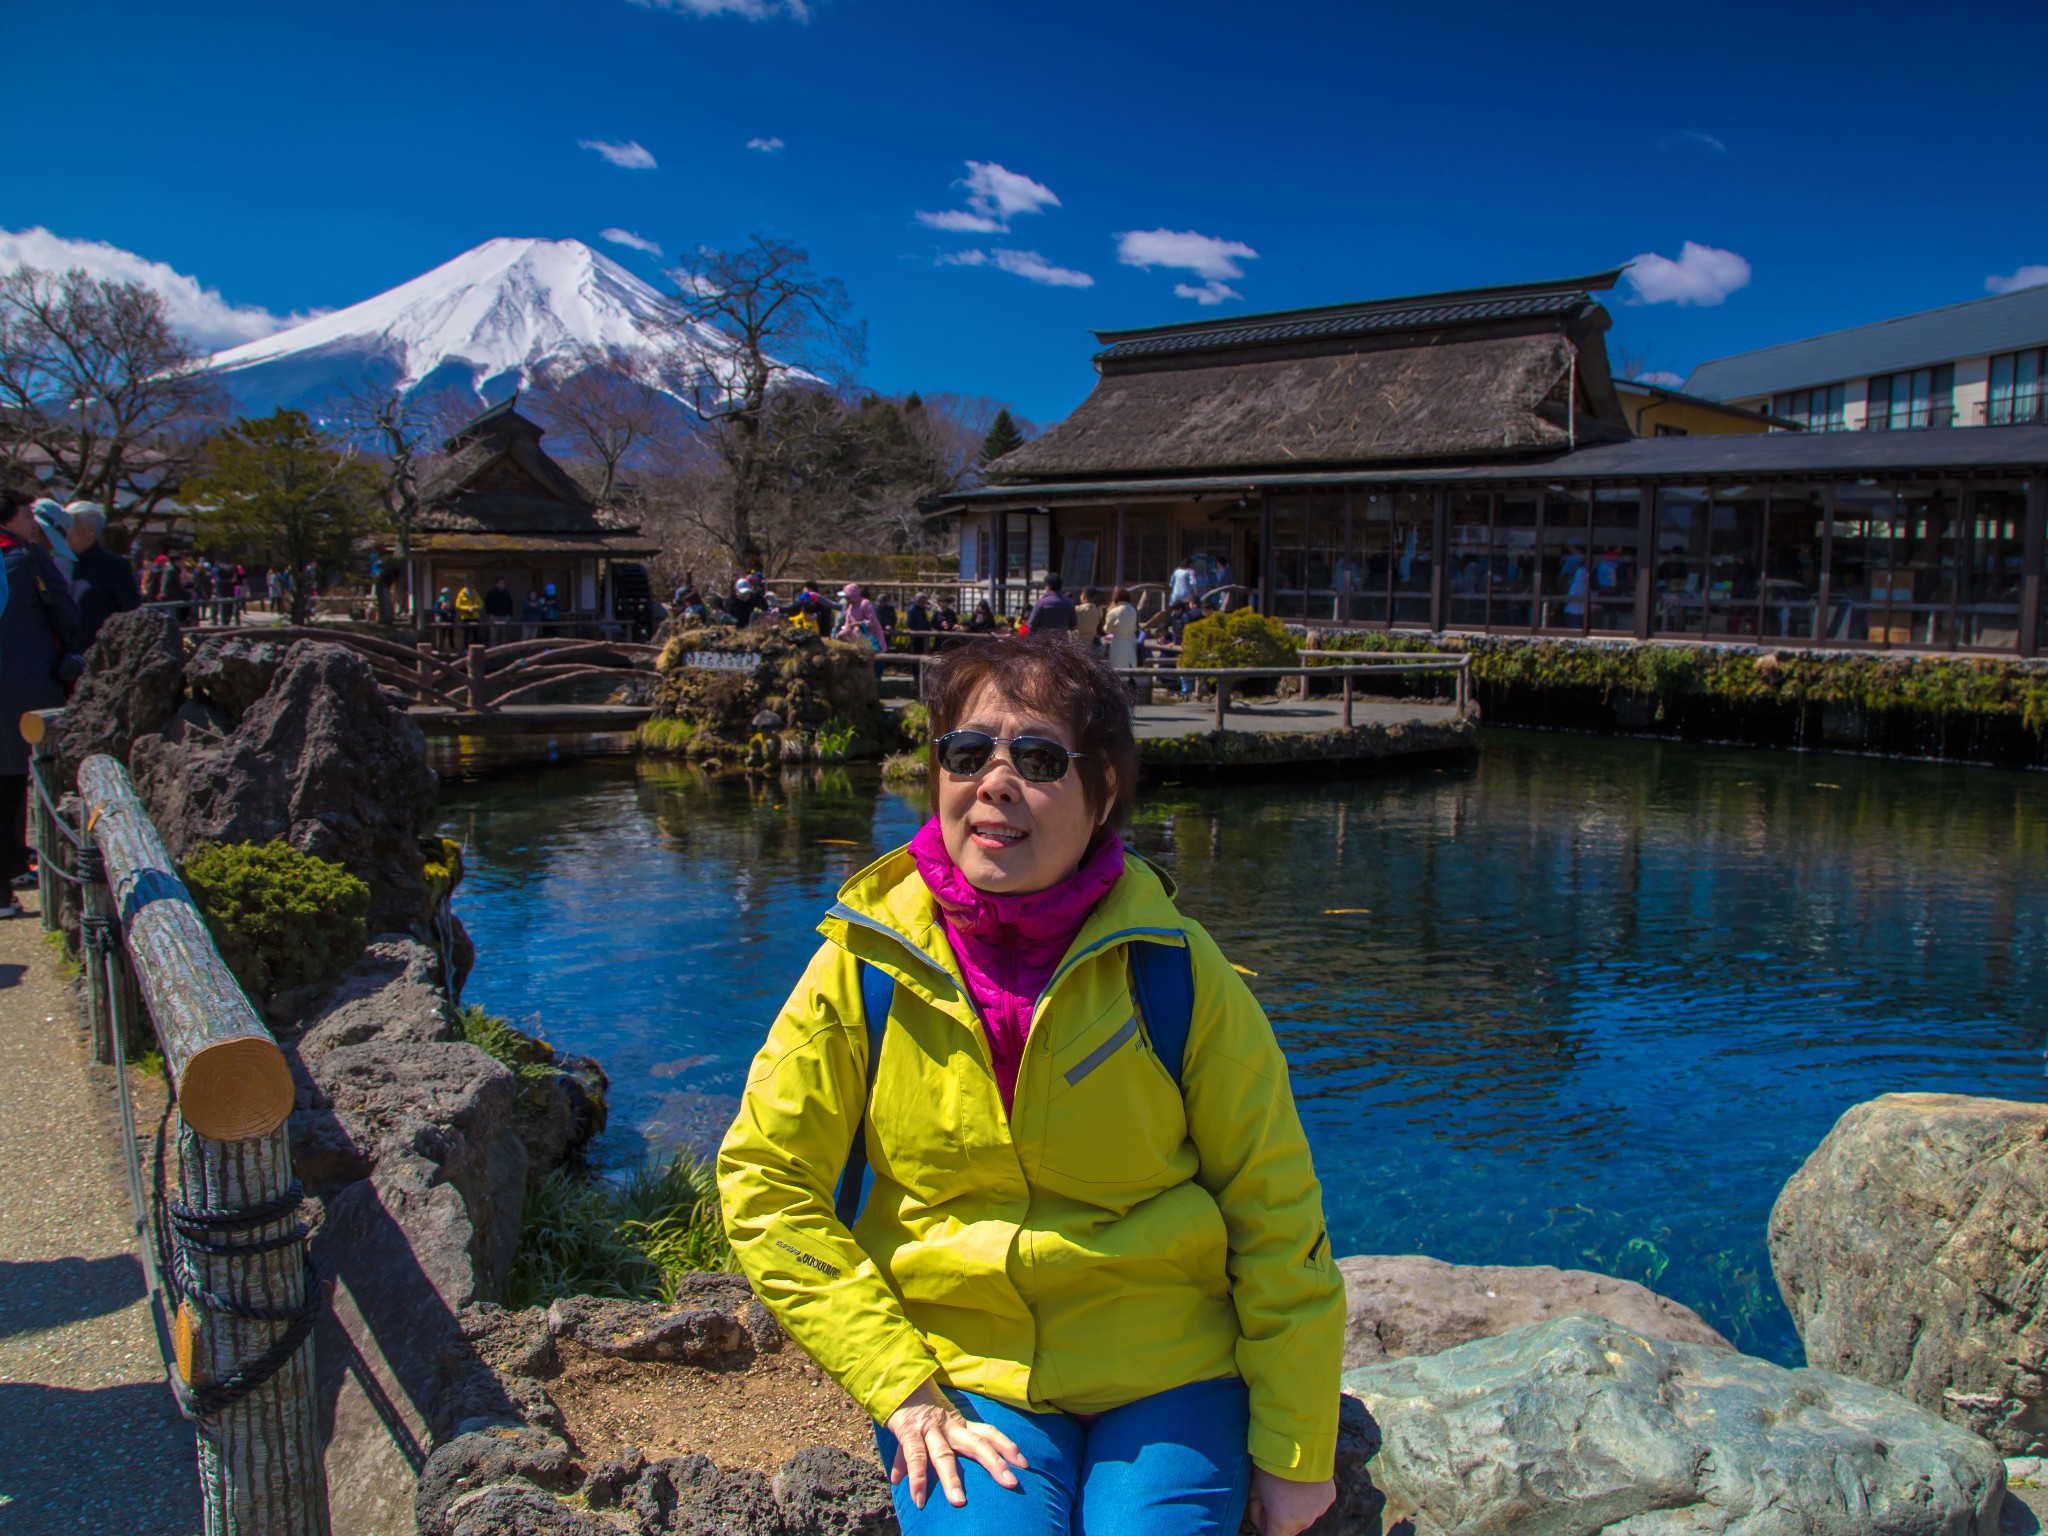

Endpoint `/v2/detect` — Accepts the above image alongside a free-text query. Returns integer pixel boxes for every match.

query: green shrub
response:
[814,717,859,762]
[1180,609,1299,671]
[181,839,370,998]
[638,717,700,755]
[897,701,932,747]
[506,1149,734,1309]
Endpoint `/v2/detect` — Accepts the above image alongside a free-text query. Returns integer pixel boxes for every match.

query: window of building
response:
[1864,365,1955,430]
[1771,383,1848,431]
[1987,349,2046,426]
[1652,423,1689,437]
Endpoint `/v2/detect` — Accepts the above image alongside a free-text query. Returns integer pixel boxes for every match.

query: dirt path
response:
[0,894,199,1535]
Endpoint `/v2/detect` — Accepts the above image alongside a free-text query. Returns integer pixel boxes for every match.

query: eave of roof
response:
[1090,271,1624,365]
[927,424,2048,512]
[1615,379,1801,429]
[1684,282,2048,402]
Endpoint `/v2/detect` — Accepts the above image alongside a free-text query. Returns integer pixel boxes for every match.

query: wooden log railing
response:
[58,753,329,1535]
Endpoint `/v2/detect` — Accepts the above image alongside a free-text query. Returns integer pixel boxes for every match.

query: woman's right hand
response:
[884,1379,1029,1510]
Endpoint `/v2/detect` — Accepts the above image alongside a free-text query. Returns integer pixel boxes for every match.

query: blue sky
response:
[8,0,2047,423]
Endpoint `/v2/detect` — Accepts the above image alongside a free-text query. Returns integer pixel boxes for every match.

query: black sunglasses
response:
[934,730,1088,784]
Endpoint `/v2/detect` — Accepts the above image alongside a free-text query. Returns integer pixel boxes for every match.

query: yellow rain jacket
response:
[717,844,1344,1480]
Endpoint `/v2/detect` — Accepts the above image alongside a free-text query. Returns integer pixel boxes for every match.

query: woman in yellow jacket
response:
[719,635,1343,1535]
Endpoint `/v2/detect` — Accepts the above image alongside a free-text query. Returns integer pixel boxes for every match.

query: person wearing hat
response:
[834,583,886,651]
[904,591,934,656]
[731,575,764,630]
[30,500,76,587]
[0,485,82,914]
[64,502,142,647]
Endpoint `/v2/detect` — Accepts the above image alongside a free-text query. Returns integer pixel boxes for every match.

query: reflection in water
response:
[446,734,2048,1364]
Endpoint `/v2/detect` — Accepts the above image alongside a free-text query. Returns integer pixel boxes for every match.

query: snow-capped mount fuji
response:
[201,237,731,416]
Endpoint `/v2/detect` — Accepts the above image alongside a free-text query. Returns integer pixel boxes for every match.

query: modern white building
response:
[1685,282,2048,433]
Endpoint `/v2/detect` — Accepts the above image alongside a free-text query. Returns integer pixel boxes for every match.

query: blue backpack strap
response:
[1129,937,1196,1088]
[833,959,896,1228]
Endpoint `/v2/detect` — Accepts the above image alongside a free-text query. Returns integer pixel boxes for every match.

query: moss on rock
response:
[646,626,889,760]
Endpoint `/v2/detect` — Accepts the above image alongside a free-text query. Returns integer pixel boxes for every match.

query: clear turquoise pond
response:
[441,730,2048,1365]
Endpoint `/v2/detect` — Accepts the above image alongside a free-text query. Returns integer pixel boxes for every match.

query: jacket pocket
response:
[1038,1007,1186,1188]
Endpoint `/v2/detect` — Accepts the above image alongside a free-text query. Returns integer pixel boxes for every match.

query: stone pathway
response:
[0,894,198,1535]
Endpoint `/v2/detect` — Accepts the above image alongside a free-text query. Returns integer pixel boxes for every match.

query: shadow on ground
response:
[0,1255,146,1340]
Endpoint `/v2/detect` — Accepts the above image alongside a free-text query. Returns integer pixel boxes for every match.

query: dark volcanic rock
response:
[1309,1393,1385,1536]
[771,1447,895,1536]
[54,608,185,784]
[183,632,293,722]
[131,640,438,935]
[546,1294,752,1364]
[442,1485,612,1536]
[416,1426,578,1535]
[458,1303,561,1381]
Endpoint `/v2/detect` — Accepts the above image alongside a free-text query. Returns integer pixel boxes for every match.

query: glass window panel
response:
[1762,486,1824,639]
[1446,490,1491,630]
[1653,487,1709,635]
[1350,493,1393,626]
[1707,486,1768,636]
[1538,487,1592,631]
[1826,485,1894,643]
[1960,485,2025,650]
[1589,487,1639,633]
[1392,491,1434,627]
[1884,484,1959,647]
[2018,350,2043,425]
[1490,493,1537,630]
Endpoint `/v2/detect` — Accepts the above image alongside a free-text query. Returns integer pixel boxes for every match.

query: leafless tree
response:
[0,264,226,531]
[660,236,867,571]
[327,381,461,622]
[527,346,672,501]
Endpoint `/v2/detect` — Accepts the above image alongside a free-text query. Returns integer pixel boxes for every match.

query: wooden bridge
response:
[191,626,660,734]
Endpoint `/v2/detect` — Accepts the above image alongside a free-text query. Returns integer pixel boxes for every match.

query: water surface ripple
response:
[444,730,2048,1364]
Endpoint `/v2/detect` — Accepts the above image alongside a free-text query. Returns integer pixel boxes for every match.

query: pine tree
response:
[979,407,1025,466]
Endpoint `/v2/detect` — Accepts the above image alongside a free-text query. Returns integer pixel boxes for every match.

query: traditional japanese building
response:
[404,396,656,627]
[933,273,2048,655]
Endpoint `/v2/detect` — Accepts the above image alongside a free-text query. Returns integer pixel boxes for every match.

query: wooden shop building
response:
[932,273,2048,655]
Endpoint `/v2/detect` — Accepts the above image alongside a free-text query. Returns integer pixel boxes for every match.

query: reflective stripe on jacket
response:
[716,844,1344,1479]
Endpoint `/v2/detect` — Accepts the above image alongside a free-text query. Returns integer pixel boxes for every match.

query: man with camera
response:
[0,487,83,918]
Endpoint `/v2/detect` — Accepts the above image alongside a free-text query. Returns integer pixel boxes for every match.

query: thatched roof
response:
[987,272,1632,482]
[989,332,1628,480]
[416,396,642,536]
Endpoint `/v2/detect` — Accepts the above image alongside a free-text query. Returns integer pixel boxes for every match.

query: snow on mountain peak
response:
[201,236,733,412]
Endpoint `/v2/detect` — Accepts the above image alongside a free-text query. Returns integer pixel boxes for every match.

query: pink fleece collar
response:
[909,816,1125,940]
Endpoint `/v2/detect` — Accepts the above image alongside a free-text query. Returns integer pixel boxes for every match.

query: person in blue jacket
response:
[0,486,82,917]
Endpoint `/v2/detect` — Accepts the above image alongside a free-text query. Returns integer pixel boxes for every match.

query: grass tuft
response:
[506,1149,734,1309]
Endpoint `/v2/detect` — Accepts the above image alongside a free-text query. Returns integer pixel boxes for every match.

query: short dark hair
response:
[1043,573,1063,592]
[0,485,33,521]
[924,634,1139,828]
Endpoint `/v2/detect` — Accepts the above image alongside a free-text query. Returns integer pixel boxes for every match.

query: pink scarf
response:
[909,817,1125,1112]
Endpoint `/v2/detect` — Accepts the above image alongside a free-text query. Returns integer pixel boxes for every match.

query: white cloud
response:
[1116,228,1259,282]
[0,225,308,350]
[1986,265,2048,295]
[601,228,661,256]
[937,248,1092,288]
[1174,280,1240,306]
[918,209,1004,234]
[579,138,658,170]
[630,0,810,18]
[1623,241,1751,306]
[1634,370,1687,388]
[919,161,1060,235]
[746,136,785,153]
[1679,130,1728,153]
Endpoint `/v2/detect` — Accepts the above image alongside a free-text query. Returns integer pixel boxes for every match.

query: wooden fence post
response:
[468,645,488,711]
[1213,676,1231,733]
[1343,673,1355,730]
[80,755,326,1536]
[26,717,58,933]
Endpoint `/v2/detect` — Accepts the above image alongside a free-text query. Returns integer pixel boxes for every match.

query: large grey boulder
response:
[1344,1312,2006,1536]
[416,1426,578,1536]
[182,632,293,722]
[1771,1092,2048,1457]
[54,608,184,783]
[1340,1252,1731,1366]
[132,640,437,935]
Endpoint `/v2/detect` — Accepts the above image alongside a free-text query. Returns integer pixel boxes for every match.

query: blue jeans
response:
[874,1376,1250,1534]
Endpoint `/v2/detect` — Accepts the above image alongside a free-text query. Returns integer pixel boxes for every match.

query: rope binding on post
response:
[158,1179,328,1422]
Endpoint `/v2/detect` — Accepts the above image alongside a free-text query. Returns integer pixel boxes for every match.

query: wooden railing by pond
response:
[873,650,1472,731]
[182,626,659,714]
[26,718,327,1534]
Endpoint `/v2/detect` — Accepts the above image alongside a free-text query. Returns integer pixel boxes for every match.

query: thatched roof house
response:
[402,397,655,631]
[932,273,2048,658]
[985,272,1631,482]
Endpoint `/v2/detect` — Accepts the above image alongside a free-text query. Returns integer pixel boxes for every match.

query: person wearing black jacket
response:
[66,504,143,646]
[0,488,83,915]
